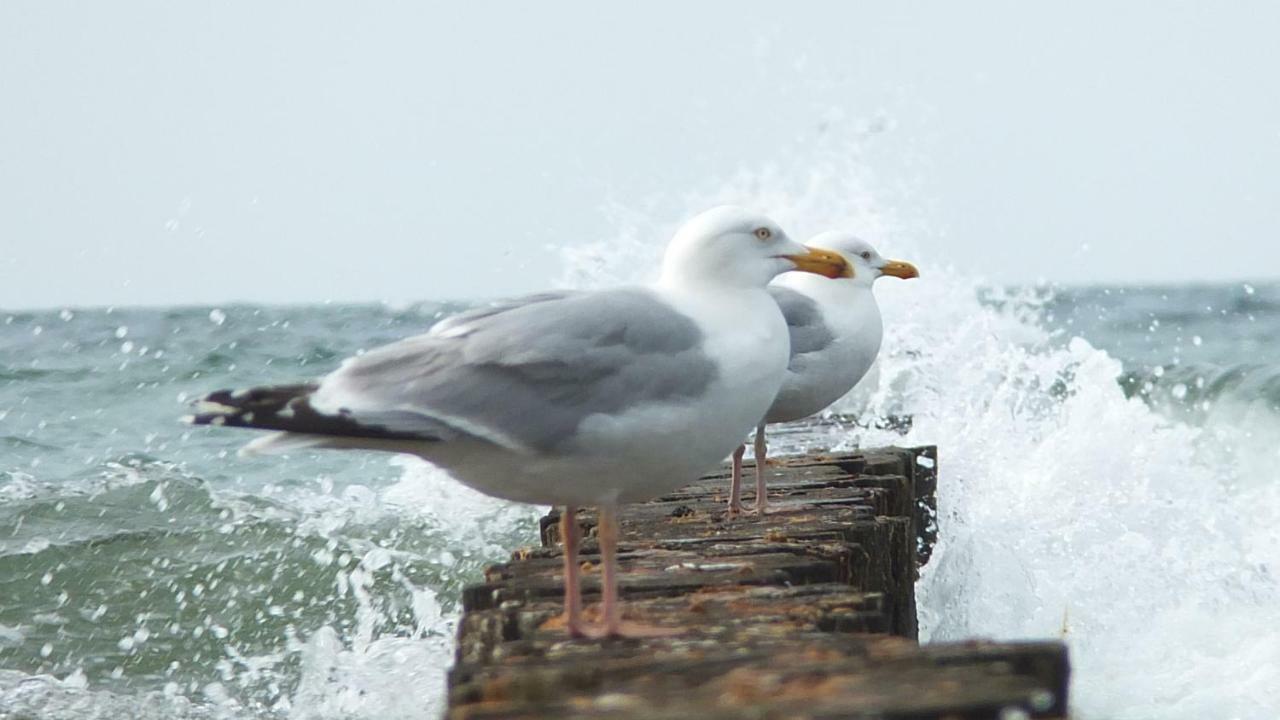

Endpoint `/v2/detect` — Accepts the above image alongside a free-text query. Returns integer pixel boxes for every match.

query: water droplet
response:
[115,326,128,338]
[63,669,88,689]
[149,484,169,511]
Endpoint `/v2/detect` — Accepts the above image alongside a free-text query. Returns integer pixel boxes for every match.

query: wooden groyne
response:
[447,446,1070,719]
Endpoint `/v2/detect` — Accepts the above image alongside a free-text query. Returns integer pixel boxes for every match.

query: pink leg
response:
[727,443,746,516]
[598,504,622,634]
[560,506,586,637]
[753,422,769,514]
[585,504,680,638]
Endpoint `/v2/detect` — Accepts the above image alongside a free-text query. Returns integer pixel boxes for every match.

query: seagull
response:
[187,206,850,638]
[727,232,918,516]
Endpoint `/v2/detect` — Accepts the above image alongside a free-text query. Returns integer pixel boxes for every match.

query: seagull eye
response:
[753,227,773,241]
[860,251,872,260]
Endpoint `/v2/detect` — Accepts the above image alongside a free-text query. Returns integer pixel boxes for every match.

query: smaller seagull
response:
[727,232,918,516]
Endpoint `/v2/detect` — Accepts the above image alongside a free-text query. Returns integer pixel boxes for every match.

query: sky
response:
[2,2,1278,309]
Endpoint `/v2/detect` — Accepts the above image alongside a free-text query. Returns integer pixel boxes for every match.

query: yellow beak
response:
[880,259,919,279]
[782,246,853,279]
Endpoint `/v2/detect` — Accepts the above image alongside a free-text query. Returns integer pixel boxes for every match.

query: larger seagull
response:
[188,207,850,638]
[728,232,918,515]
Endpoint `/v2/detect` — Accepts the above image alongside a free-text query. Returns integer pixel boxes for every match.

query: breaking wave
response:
[557,125,1280,719]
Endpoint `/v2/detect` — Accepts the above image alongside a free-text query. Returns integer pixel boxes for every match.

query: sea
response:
[3,167,1278,719]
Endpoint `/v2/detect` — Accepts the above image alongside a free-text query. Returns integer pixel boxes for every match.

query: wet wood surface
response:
[447,446,1070,719]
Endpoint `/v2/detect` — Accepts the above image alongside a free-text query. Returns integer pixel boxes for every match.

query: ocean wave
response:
[0,366,94,383]
[0,446,540,719]
[0,435,61,450]
[0,669,225,720]
[853,272,1280,719]
[550,128,1280,719]
[1123,362,1280,419]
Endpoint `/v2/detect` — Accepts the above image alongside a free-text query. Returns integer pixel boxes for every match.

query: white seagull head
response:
[660,206,851,289]
[805,231,919,287]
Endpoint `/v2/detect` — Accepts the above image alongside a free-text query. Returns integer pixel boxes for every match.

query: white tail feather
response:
[239,432,332,457]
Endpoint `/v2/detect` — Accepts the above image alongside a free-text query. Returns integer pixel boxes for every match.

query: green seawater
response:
[2,281,1278,718]
[0,304,543,718]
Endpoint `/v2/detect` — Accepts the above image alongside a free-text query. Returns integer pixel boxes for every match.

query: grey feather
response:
[769,286,835,359]
[429,291,577,337]
[318,288,718,452]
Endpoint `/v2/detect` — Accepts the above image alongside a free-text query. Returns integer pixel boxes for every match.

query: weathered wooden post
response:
[447,447,1069,719]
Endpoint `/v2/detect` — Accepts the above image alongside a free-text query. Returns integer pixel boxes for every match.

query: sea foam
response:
[555,128,1280,719]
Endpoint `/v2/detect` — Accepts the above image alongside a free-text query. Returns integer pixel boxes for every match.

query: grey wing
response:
[429,291,578,337]
[312,288,718,453]
[769,286,835,360]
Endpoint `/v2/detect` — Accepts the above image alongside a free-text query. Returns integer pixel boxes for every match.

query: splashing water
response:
[859,277,1279,719]
[0,305,543,719]
[555,128,1280,719]
[284,459,542,720]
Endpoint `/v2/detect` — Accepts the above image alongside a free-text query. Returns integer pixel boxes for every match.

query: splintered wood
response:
[447,446,1070,719]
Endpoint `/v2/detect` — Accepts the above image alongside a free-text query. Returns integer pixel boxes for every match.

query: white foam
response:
[550,126,1280,719]
[0,669,221,720]
[845,263,1280,719]
[283,457,541,719]
[380,456,544,553]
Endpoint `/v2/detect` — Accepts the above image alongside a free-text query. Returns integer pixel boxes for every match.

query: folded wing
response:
[769,286,835,361]
[195,289,719,455]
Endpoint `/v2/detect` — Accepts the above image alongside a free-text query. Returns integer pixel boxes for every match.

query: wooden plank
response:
[450,640,1068,719]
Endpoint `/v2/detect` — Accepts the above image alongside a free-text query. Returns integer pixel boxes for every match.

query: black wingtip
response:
[186,382,442,442]
[187,383,319,430]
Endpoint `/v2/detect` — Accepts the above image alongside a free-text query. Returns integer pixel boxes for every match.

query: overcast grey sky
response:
[2,2,1278,308]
